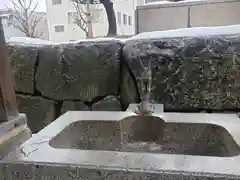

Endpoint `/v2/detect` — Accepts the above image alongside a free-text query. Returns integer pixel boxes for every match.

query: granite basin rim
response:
[48,115,240,157]
[4,111,240,176]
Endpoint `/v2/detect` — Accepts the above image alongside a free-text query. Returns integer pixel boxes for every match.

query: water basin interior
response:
[49,116,240,157]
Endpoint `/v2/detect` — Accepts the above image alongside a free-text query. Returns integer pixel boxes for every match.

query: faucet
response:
[136,51,155,116]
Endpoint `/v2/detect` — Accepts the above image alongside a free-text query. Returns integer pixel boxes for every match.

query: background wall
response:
[7,31,240,133]
[7,40,126,133]
[136,0,240,33]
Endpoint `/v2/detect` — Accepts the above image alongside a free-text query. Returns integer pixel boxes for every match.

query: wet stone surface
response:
[16,95,55,133]
[49,116,240,157]
[35,40,122,101]
[120,59,140,109]
[123,35,240,110]
[61,101,89,114]
[91,96,122,111]
[7,44,38,94]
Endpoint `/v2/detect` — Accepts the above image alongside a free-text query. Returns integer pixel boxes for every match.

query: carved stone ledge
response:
[0,114,31,159]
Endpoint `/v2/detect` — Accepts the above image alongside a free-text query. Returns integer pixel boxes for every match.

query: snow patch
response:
[145,0,204,5]
[7,37,54,46]
[7,37,125,46]
[8,24,240,45]
[128,24,240,41]
[68,37,126,43]
[143,0,230,6]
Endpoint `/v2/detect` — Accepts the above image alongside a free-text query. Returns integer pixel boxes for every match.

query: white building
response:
[46,0,135,42]
[0,10,49,41]
[135,0,146,6]
[135,0,177,6]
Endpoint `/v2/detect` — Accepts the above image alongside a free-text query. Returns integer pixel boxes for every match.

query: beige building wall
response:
[136,0,240,34]
[137,6,188,33]
[190,1,240,27]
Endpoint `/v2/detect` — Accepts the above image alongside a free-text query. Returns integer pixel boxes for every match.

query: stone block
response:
[0,114,31,159]
[16,95,55,133]
[2,112,240,179]
[61,101,89,114]
[7,44,38,94]
[123,35,240,110]
[92,96,121,111]
[35,40,122,101]
[0,155,239,180]
[120,59,139,109]
[0,126,31,159]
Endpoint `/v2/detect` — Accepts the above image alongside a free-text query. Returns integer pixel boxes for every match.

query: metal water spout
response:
[136,46,156,116]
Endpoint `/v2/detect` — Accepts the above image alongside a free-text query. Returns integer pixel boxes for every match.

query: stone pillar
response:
[0,17,18,122]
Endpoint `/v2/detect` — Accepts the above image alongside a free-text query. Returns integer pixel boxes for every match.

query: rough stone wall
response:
[123,35,240,110]
[7,34,240,133]
[8,40,123,133]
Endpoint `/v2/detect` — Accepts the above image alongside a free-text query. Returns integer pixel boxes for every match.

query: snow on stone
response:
[7,37,125,46]
[128,24,240,41]
[8,24,240,45]
[143,0,226,6]
[7,37,54,46]
[145,0,200,5]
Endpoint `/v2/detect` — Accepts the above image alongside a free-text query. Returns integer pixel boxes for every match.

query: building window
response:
[52,0,62,5]
[1,16,8,25]
[123,14,127,25]
[117,12,121,24]
[54,25,64,32]
[128,15,132,26]
[68,12,77,24]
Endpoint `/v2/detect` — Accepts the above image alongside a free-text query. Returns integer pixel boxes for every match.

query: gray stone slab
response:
[7,44,38,94]
[127,103,164,113]
[92,96,121,111]
[3,111,240,179]
[61,101,89,114]
[0,163,239,180]
[120,60,139,109]
[35,40,122,101]
[0,114,31,159]
[16,94,55,133]
[123,35,240,110]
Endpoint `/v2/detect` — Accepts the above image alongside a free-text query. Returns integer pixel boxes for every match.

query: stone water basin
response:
[4,111,240,179]
[49,115,240,157]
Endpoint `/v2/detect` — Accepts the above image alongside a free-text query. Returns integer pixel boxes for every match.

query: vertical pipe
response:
[86,0,93,37]
[187,5,191,28]
[135,8,139,34]
[0,17,18,121]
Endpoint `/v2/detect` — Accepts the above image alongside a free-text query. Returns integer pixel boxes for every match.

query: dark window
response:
[128,15,132,25]
[123,14,127,25]
[52,0,62,5]
[55,25,64,32]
